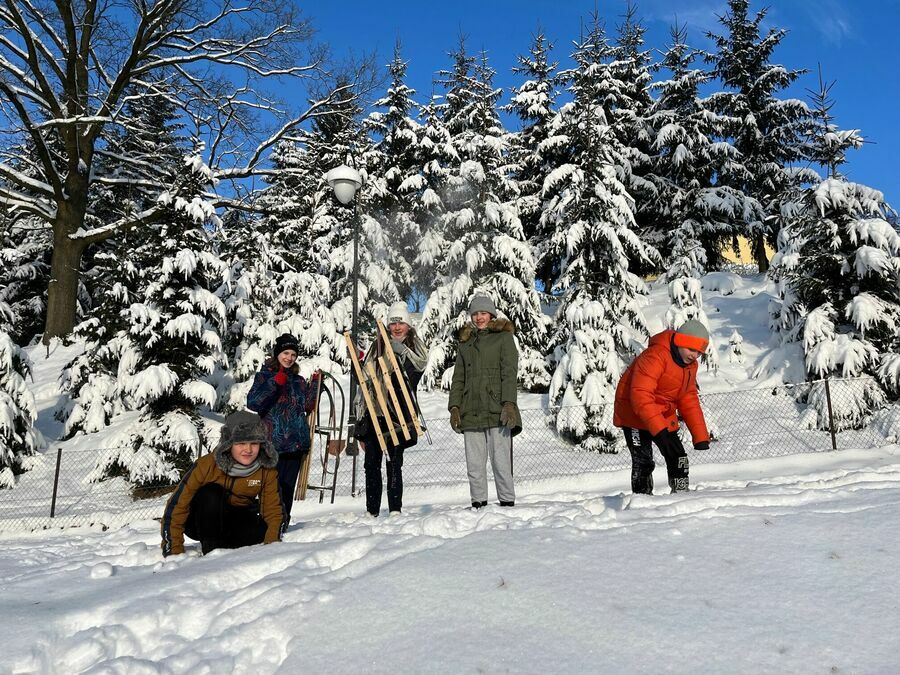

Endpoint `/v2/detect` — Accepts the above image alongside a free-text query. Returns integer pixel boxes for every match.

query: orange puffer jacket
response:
[613,330,709,444]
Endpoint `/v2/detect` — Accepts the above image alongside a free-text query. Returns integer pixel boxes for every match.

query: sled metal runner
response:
[296,371,347,504]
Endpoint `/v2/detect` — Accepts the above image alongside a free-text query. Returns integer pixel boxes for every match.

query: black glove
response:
[449,407,462,433]
[693,440,710,450]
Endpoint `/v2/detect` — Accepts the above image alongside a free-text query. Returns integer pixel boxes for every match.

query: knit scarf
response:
[225,458,261,478]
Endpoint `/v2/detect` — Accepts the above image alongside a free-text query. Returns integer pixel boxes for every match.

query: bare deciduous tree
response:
[0,0,353,341]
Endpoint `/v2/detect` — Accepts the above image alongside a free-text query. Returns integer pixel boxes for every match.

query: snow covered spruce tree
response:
[89,152,229,488]
[0,225,50,347]
[221,136,341,413]
[0,0,350,342]
[0,137,57,346]
[413,93,456,308]
[0,304,44,488]
[216,209,278,412]
[647,24,760,366]
[308,83,401,350]
[769,74,900,428]
[363,41,424,305]
[506,31,563,294]
[542,15,659,451]
[419,42,549,391]
[706,0,814,273]
[611,4,658,269]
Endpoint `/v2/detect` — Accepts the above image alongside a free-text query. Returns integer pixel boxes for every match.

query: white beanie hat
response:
[386,301,412,326]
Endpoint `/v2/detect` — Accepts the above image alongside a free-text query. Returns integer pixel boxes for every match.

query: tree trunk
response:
[43,227,87,344]
[753,231,770,274]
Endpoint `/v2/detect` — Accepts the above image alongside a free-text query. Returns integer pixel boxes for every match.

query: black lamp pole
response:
[347,200,361,496]
[325,163,364,495]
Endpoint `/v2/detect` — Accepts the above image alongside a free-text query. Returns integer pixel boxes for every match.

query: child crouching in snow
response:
[161,411,283,557]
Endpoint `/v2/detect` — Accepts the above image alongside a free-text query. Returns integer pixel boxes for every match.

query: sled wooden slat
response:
[366,360,400,448]
[377,321,424,436]
[344,332,388,454]
[295,373,321,501]
[378,355,411,441]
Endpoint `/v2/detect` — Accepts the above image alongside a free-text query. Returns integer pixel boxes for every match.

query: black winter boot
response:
[669,476,689,493]
[471,501,488,510]
[632,470,654,495]
[499,501,515,507]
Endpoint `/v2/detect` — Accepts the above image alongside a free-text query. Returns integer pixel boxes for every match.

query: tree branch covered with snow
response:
[0,0,355,340]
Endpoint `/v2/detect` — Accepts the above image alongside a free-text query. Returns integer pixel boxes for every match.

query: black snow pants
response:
[184,483,267,555]
[361,416,417,516]
[275,450,307,523]
[622,427,689,494]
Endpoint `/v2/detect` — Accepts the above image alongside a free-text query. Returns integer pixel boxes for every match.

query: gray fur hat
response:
[214,411,277,468]
[467,294,497,317]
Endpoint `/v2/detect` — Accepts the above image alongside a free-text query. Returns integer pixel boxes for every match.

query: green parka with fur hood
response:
[448,318,521,434]
[161,412,283,556]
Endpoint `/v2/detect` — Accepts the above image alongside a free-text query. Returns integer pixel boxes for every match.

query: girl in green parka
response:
[448,295,522,509]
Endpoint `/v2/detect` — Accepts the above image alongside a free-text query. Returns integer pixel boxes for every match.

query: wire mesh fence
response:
[1,378,895,534]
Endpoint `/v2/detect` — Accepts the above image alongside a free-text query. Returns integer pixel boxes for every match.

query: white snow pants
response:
[464,426,515,504]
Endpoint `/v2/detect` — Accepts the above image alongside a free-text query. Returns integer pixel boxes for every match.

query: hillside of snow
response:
[3,271,900,673]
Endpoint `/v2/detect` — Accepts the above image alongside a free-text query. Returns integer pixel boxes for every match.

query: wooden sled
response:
[344,322,424,460]
[295,370,347,504]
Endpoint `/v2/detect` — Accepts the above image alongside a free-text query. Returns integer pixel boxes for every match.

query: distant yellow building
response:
[722,235,775,266]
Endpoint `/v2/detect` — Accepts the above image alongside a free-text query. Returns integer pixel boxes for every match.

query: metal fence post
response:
[823,378,838,451]
[50,447,62,518]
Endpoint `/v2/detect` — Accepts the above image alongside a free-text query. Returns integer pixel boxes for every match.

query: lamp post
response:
[325,164,363,491]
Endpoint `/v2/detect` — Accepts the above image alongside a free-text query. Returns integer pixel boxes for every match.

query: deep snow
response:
[3,271,899,673]
[4,448,900,673]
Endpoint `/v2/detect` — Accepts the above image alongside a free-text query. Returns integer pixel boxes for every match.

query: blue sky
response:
[306,0,899,208]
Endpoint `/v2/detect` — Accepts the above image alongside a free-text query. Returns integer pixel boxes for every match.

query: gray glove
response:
[390,339,409,357]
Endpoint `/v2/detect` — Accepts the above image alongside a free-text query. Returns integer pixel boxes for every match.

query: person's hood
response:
[458,318,515,343]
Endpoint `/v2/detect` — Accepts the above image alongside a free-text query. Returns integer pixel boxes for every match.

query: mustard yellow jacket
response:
[161,450,283,556]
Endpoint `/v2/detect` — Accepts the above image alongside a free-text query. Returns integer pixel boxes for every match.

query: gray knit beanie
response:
[673,319,710,352]
[467,294,497,317]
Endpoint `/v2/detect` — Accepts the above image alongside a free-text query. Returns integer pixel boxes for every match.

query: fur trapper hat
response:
[214,411,277,469]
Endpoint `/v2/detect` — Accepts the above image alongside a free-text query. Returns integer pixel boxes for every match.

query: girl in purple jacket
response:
[247,333,317,525]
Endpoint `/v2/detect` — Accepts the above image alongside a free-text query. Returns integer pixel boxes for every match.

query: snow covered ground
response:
[4,271,900,672]
[5,447,900,673]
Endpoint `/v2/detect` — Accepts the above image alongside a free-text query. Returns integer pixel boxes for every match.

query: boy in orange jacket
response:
[613,320,711,494]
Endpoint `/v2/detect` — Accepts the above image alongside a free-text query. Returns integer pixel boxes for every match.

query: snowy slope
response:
[4,272,900,673]
[5,448,900,673]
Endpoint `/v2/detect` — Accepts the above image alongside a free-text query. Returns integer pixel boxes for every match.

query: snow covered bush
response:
[727,330,745,364]
[0,325,44,487]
